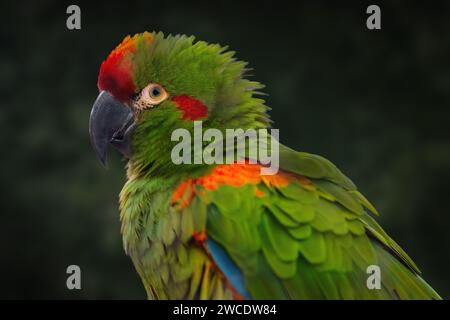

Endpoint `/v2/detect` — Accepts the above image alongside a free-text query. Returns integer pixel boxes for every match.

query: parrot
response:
[89,31,441,300]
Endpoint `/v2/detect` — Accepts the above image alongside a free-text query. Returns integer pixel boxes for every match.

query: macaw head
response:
[89,32,269,176]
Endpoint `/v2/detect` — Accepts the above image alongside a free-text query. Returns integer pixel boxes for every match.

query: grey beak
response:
[89,91,135,165]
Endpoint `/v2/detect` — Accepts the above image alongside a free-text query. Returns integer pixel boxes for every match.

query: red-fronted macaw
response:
[89,32,440,299]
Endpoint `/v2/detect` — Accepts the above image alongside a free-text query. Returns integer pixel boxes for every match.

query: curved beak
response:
[89,91,135,166]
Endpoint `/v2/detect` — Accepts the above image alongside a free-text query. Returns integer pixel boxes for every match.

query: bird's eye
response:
[151,87,161,97]
[141,83,168,106]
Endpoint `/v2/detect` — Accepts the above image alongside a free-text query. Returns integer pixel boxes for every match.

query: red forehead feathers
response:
[98,33,209,121]
[98,33,153,102]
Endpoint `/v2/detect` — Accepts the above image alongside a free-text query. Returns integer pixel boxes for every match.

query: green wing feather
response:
[120,176,236,299]
[194,146,441,300]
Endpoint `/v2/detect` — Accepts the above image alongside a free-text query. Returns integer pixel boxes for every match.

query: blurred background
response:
[1,0,449,299]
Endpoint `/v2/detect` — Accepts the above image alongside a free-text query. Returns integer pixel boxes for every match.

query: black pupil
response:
[152,87,161,97]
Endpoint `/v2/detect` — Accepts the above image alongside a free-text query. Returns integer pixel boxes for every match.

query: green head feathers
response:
[95,32,270,177]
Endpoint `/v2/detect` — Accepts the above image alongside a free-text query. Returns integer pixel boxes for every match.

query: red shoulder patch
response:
[171,163,310,208]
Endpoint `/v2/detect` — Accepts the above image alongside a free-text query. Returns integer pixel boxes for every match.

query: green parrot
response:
[89,31,441,300]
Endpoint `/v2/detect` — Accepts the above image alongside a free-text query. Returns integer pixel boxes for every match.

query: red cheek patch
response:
[172,95,208,120]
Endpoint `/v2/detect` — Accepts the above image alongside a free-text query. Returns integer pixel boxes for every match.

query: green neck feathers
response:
[128,33,270,179]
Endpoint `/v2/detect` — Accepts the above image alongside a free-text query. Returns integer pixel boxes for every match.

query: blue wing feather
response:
[206,238,251,299]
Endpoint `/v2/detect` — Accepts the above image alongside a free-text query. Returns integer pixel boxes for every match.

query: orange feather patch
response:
[171,163,310,208]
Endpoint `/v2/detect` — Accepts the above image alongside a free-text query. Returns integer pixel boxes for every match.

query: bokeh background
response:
[1,0,449,299]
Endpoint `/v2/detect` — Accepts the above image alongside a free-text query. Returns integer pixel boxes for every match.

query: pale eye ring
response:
[141,83,168,106]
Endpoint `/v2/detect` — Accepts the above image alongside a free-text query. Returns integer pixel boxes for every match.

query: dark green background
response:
[1,0,449,299]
